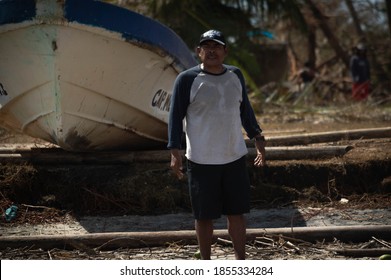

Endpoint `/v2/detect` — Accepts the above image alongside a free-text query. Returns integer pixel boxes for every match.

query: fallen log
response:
[0,225,390,250]
[248,145,352,160]
[1,127,387,154]
[0,145,352,164]
[257,126,391,147]
[331,248,391,258]
[2,126,388,164]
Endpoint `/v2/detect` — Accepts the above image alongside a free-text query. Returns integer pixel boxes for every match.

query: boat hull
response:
[0,0,196,151]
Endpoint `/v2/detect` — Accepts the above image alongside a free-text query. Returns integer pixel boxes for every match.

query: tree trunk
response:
[307,24,317,67]
[303,0,350,69]
[344,0,365,38]
[386,0,391,37]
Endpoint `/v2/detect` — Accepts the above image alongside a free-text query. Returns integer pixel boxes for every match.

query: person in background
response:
[167,30,266,260]
[350,43,371,101]
[297,61,317,103]
[299,61,316,87]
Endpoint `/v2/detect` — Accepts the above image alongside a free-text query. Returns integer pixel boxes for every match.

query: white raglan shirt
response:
[185,68,248,164]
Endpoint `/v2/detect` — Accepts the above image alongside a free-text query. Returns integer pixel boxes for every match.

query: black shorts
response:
[187,156,250,220]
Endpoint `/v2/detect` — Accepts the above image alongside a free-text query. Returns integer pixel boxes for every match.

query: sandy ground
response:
[1,205,390,260]
[1,206,390,236]
[1,103,390,259]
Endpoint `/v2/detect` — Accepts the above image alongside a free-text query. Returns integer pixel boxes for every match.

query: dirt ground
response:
[0,101,390,260]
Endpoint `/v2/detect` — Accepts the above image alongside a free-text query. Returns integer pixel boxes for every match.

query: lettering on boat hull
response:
[151,89,172,112]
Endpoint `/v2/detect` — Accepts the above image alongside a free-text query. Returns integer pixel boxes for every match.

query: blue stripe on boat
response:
[0,0,196,70]
[0,0,35,25]
[64,0,196,70]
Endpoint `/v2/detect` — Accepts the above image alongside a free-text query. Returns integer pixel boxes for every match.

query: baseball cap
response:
[199,30,226,46]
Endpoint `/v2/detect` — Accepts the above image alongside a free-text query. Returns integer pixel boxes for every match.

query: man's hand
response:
[254,139,266,167]
[170,149,184,179]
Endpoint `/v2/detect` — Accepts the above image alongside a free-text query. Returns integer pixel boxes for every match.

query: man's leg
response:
[227,214,246,260]
[195,219,214,260]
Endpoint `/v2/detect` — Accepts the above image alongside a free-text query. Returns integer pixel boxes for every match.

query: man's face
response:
[197,41,227,68]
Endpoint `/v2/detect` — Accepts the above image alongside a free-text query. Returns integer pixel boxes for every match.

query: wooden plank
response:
[0,126,389,164]
[332,248,391,257]
[258,126,391,147]
[0,225,390,250]
[248,145,352,160]
[0,145,352,164]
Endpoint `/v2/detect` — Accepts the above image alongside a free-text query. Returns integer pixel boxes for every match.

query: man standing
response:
[168,30,266,260]
[350,43,371,101]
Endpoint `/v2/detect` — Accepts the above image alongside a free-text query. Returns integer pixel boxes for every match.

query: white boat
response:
[0,0,196,151]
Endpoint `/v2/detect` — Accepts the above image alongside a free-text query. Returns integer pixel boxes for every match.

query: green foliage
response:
[144,0,262,92]
[112,0,390,98]
[226,47,262,94]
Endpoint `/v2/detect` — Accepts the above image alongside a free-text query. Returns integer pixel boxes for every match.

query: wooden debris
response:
[0,126,389,164]
[262,126,391,147]
[0,145,352,164]
[248,145,352,159]
[0,225,390,250]
[371,237,391,249]
[331,248,391,257]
